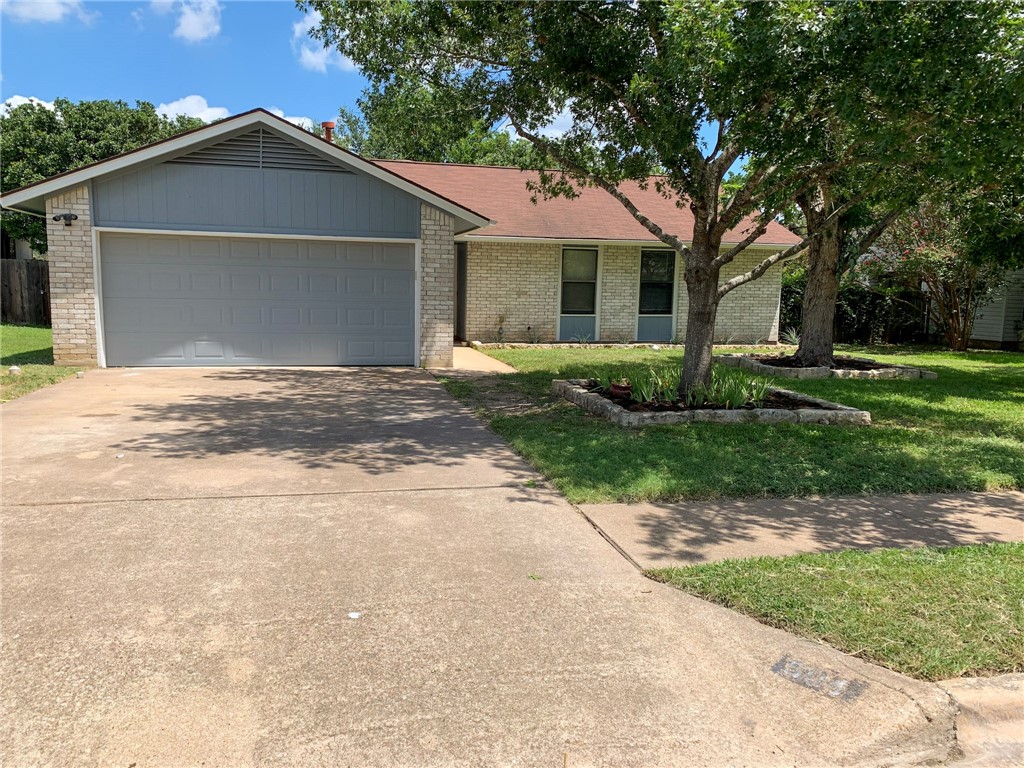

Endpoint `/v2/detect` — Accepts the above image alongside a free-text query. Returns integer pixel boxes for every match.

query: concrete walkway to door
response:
[2,367,958,766]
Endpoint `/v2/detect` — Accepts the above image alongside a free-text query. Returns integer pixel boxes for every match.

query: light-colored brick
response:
[465,241,781,343]
[419,204,455,367]
[45,185,97,366]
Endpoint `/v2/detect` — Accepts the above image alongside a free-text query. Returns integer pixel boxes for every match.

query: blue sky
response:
[1,0,366,128]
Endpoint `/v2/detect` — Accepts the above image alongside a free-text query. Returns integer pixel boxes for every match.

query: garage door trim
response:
[92,226,422,368]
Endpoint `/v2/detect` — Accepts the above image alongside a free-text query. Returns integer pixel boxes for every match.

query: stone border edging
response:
[552,379,871,427]
[717,354,937,380]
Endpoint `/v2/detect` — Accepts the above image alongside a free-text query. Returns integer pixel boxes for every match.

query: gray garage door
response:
[100,232,415,366]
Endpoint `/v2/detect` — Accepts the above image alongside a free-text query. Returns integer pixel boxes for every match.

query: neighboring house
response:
[0,231,41,260]
[971,268,1024,349]
[0,109,798,368]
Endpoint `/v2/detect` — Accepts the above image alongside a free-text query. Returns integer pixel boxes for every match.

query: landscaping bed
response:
[649,542,1024,681]
[719,353,937,380]
[553,378,870,427]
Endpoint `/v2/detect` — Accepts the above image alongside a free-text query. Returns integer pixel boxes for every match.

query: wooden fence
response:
[1,259,50,326]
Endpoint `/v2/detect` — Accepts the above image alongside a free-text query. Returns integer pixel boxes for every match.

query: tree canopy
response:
[302,0,1021,389]
[331,80,536,166]
[861,190,1024,350]
[0,98,204,252]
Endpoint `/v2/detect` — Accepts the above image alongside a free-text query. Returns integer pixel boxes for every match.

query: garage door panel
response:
[230,273,262,293]
[229,306,262,327]
[381,274,414,296]
[101,232,416,366]
[194,340,227,360]
[269,306,303,327]
[383,308,413,328]
[152,271,186,292]
[189,272,224,292]
[228,239,262,260]
[382,244,415,269]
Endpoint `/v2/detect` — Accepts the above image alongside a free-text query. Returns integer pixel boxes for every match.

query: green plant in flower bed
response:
[592,364,770,409]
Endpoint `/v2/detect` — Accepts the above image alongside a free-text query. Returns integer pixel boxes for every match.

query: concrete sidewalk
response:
[447,345,518,375]
[580,491,1024,569]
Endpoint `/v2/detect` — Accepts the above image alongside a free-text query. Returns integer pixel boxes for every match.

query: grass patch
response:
[440,346,1024,503]
[1,325,79,402]
[649,542,1024,680]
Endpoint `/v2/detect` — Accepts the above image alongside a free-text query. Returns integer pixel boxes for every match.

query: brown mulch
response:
[750,354,897,372]
[591,385,837,413]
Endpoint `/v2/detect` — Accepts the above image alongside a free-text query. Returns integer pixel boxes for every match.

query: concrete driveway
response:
[2,368,956,767]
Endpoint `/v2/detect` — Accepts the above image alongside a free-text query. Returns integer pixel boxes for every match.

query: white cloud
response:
[150,0,175,14]
[537,106,575,138]
[291,10,355,74]
[268,107,314,131]
[173,0,221,43]
[157,94,229,123]
[0,95,56,116]
[2,0,97,24]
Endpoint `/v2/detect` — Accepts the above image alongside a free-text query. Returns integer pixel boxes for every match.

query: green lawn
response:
[649,542,1024,680]
[1,325,79,402]
[441,346,1024,503]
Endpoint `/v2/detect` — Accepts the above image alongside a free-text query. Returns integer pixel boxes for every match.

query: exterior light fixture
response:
[52,213,78,226]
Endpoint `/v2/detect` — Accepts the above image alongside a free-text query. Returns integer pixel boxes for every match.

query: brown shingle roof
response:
[374,160,802,246]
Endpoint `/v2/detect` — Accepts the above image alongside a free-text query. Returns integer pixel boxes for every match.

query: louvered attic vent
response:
[166,128,350,173]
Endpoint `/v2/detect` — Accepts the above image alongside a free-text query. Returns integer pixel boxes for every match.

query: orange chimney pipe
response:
[321,121,335,142]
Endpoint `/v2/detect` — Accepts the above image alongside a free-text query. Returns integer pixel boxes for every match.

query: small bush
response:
[592,364,770,409]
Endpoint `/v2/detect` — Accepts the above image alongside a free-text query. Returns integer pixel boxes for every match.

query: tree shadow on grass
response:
[0,346,54,367]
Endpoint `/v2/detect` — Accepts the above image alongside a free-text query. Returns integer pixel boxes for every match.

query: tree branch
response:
[855,206,905,256]
[717,171,892,298]
[717,239,810,298]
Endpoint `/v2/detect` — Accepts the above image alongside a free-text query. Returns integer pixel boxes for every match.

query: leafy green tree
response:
[0,99,203,253]
[302,0,997,392]
[860,191,1024,350]
[329,81,535,165]
[787,1,1024,366]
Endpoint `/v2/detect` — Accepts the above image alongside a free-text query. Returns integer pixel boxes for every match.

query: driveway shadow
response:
[112,367,538,484]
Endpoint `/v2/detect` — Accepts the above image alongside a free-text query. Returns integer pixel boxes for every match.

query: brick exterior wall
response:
[465,240,782,344]
[676,247,783,344]
[45,185,98,366]
[598,244,639,342]
[464,240,561,342]
[419,204,456,367]
[713,249,782,343]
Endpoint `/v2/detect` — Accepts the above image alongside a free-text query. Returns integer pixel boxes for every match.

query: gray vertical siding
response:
[93,162,420,238]
[972,292,1007,342]
[1001,269,1024,343]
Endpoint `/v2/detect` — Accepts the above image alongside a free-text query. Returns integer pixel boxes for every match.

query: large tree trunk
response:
[679,250,721,395]
[794,218,841,367]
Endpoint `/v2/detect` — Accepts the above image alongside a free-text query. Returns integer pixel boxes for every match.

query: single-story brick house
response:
[0,109,799,368]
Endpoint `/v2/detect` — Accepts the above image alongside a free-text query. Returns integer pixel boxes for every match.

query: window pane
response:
[639,283,673,314]
[562,249,598,281]
[561,282,596,314]
[641,251,674,282]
